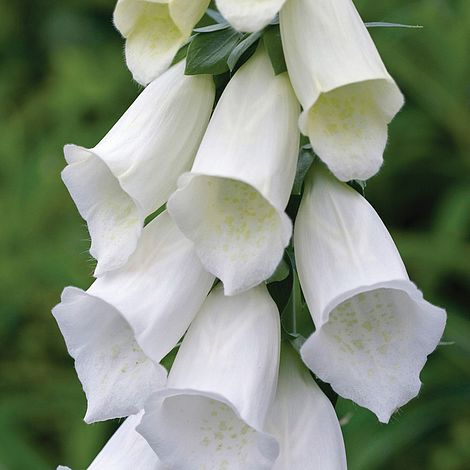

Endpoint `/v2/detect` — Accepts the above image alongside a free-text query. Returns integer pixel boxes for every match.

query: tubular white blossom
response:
[114,0,210,85]
[216,0,287,32]
[138,284,281,469]
[267,344,347,470]
[294,165,447,423]
[87,412,165,469]
[167,46,300,295]
[280,0,404,181]
[62,61,215,276]
[52,211,214,423]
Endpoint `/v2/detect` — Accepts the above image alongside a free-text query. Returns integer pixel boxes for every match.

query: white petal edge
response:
[52,212,214,422]
[267,344,347,470]
[62,144,143,277]
[62,61,215,276]
[52,287,167,423]
[114,0,210,84]
[216,0,287,32]
[295,166,446,422]
[88,412,165,469]
[168,173,292,295]
[301,280,446,423]
[138,284,281,469]
[280,0,404,181]
[167,46,299,295]
[89,211,215,363]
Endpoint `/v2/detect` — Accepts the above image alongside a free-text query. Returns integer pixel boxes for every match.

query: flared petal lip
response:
[62,143,145,277]
[139,387,280,462]
[170,171,293,243]
[317,278,447,330]
[298,77,404,135]
[301,279,447,423]
[63,143,145,215]
[55,286,165,368]
[175,171,285,214]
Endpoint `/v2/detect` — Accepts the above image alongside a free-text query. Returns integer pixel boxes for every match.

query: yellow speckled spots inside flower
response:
[131,3,183,54]
[325,288,404,372]
[168,174,291,295]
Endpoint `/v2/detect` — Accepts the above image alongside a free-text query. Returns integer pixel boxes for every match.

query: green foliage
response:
[263,25,288,75]
[0,0,468,469]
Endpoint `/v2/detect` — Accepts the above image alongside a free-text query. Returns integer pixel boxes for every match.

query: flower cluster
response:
[54,1,446,468]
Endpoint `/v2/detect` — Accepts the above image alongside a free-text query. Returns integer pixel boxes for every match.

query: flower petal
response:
[52,212,214,422]
[267,344,347,470]
[280,0,404,181]
[62,61,215,275]
[52,287,167,423]
[89,211,215,363]
[295,166,447,422]
[167,46,299,295]
[62,145,142,277]
[114,0,210,84]
[216,0,287,32]
[88,412,164,469]
[138,284,280,469]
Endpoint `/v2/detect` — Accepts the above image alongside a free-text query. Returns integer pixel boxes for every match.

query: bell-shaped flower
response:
[294,165,447,423]
[266,343,347,470]
[114,0,210,84]
[280,0,404,181]
[87,412,164,469]
[138,284,281,469]
[52,211,214,423]
[216,0,288,32]
[62,61,215,276]
[167,46,300,295]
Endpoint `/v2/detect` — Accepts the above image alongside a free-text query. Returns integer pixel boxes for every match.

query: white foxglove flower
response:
[216,0,287,32]
[114,0,210,84]
[88,412,164,469]
[167,46,300,295]
[138,284,280,469]
[62,61,215,276]
[52,211,214,423]
[267,344,347,470]
[280,0,404,181]
[294,166,447,423]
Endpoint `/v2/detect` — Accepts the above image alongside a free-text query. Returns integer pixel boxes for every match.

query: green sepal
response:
[266,257,290,284]
[227,31,262,71]
[347,179,367,196]
[185,28,243,75]
[263,25,287,75]
[292,144,316,196]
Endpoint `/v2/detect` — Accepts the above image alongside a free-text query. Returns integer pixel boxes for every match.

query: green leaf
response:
[227,31,262,71]
[292,145,316,195]
[263,25,287,75]
[365,22,423,29]
[185,29,243,75]
[267,257,290,284]
[280,253,315,347]
[171,42,190,65]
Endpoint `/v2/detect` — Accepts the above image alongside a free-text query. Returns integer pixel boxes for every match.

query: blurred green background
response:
[0,0,468,468]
